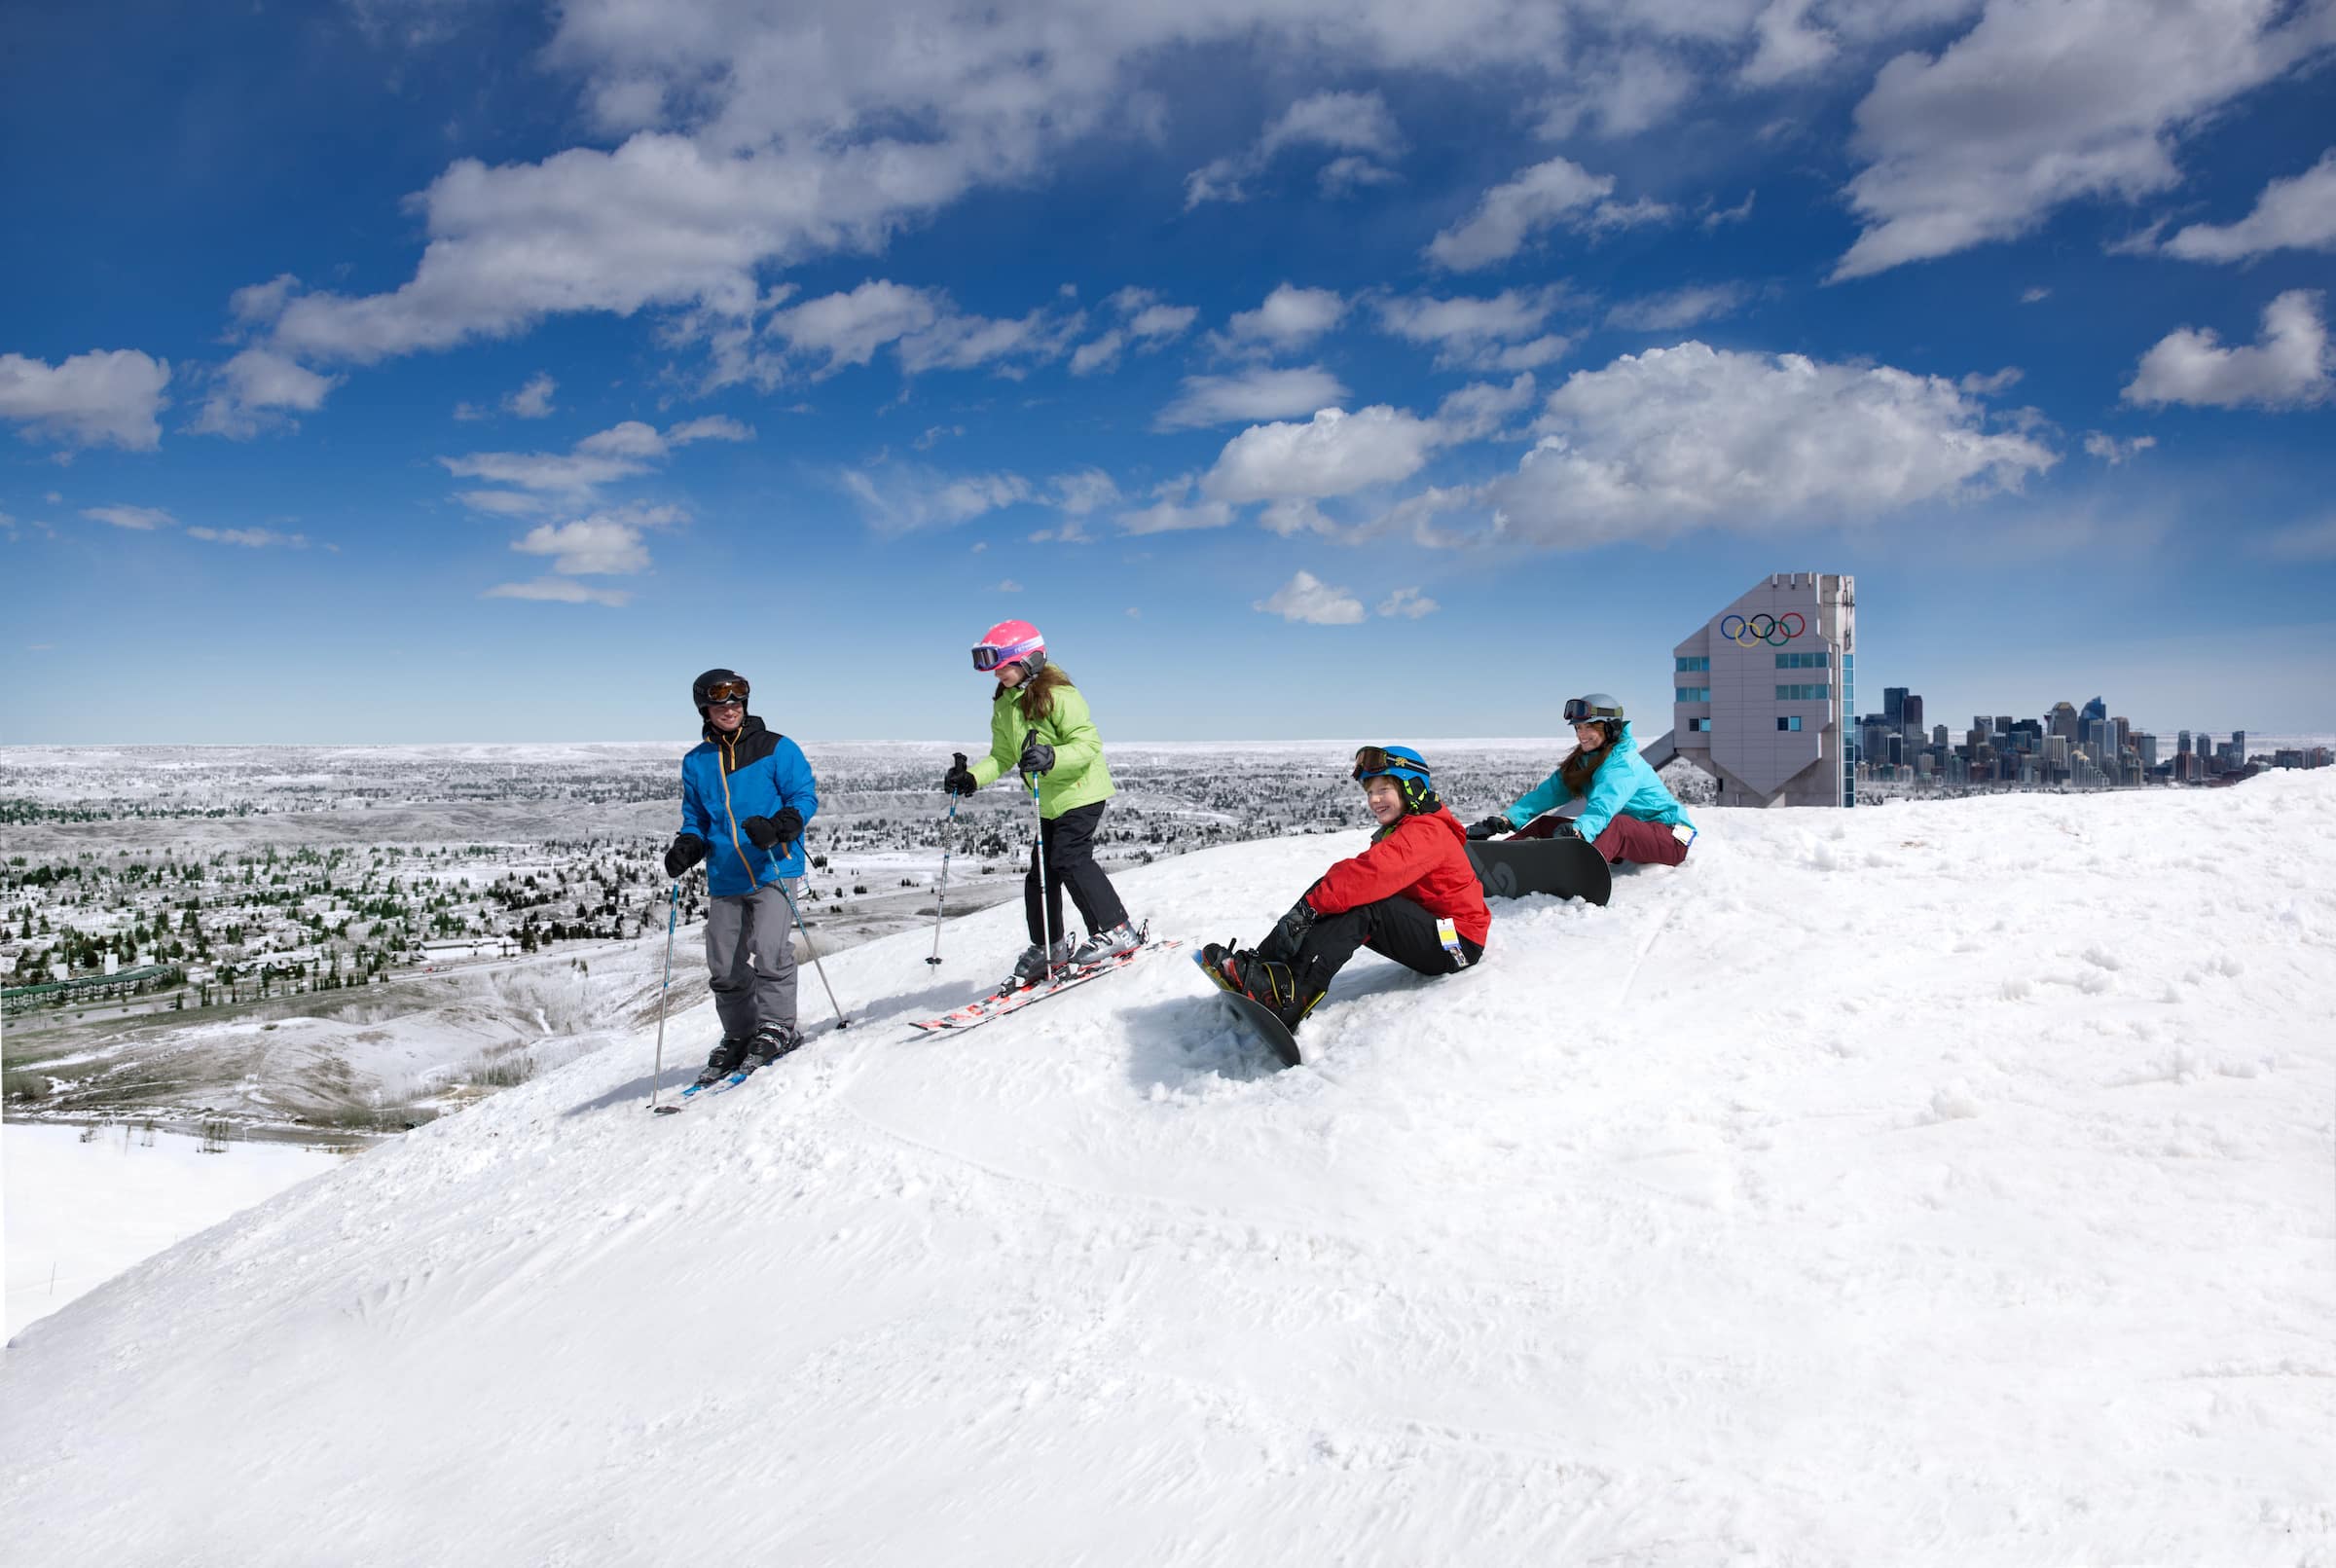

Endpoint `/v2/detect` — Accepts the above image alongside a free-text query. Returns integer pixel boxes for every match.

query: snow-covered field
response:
[3,776,2330,1565]
[4,1124,347,1335]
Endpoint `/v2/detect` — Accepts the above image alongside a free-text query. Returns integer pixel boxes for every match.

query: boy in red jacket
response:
[1204,746,1491,1033]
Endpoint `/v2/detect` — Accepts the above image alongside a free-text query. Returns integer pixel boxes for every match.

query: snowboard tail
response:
[1192,950,1303,1070]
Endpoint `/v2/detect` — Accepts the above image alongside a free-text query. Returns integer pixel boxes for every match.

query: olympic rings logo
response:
[1721,611,1807,646]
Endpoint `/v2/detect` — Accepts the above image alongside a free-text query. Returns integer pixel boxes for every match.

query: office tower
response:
[1669,571,1856,808]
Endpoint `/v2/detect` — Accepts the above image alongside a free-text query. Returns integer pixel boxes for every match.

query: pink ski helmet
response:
[971,618,1046,677]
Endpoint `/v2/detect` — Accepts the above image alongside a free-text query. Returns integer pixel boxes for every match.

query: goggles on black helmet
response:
[702,677,749,705]
[1563,696,1624,725]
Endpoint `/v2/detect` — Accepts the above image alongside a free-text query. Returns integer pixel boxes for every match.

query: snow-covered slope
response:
[5,779,2332,1565]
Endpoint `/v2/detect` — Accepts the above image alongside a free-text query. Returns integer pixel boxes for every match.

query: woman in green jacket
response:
[943,619,1138,989]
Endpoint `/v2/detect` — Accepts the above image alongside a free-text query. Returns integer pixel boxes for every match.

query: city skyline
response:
[4,2,2334,744]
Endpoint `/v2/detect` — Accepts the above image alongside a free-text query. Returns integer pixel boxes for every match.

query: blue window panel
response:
[1675,686,1710,703]
[1675,656,1709,673]
[1775,715,1804,732]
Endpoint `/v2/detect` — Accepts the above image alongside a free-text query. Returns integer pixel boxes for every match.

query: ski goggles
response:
[970,642,1037,673]
[1563,698,1624,724]
[702,678,749,705]
[1352,746,1430,782]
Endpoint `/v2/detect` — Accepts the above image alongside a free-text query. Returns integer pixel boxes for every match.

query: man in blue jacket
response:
[663,668,821,1085]
[1467,695,1697,867]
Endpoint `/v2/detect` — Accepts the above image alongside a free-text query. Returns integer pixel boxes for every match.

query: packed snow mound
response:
[6,777,2333,1565]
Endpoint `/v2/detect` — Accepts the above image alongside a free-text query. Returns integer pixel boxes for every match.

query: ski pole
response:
[646,879,679,1112]
[928,771,962,966]
[773,872,851,1029]
[1027,772,1056,984]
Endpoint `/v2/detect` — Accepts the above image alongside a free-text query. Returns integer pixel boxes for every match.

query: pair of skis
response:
[907,930,1177,1035]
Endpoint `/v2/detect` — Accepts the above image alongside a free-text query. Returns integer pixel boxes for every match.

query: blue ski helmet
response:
[1351,745,1439,813]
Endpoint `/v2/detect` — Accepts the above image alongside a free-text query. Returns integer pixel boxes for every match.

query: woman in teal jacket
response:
[1466,694,1696,867]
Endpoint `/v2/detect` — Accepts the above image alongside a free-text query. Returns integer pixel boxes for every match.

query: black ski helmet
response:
[692,668,749,718]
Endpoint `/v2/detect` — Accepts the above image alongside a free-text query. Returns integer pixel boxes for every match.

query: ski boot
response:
[1004,936,1076,992]
[1069,921,1142,967]
[734,1023,801,1079]
[692,1036,749,1088]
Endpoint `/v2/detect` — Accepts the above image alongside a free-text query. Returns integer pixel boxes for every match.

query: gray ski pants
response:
[704,880,798,1040]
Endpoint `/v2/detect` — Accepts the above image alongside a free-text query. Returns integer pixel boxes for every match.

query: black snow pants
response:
[1290,893,1483,1001]
[1025,799,1130,945]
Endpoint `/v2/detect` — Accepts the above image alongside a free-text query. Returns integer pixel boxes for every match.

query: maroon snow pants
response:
[1515,813,1693,866]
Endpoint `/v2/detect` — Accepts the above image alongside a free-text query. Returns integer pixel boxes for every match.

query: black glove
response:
[664,833,707,878]
[743,818,798,850]
[942,750,977,796]
[1466,816,1511,841]
[1257,894,1318,965]
[1019,740,1056,777]
[1551,817,1585,840]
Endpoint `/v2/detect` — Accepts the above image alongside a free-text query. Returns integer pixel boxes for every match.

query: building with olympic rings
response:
[1661,571,1857,810]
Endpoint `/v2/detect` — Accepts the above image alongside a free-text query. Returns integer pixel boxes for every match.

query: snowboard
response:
[1465,834,1613,905]
[1191,951,1303,1071]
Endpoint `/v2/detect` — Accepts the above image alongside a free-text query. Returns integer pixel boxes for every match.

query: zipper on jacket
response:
[714,733,758,885]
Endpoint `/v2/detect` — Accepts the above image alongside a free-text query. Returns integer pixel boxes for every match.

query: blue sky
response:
[4,0,2333,746]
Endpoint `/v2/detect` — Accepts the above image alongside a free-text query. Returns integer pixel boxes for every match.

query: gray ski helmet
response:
[692,668,749,716]
[1562,693,1624,725]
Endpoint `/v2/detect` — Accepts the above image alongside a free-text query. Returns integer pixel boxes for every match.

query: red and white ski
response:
[908,936,1179,1034]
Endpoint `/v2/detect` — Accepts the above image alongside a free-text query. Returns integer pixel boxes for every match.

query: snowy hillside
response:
[5,777,2332,1565]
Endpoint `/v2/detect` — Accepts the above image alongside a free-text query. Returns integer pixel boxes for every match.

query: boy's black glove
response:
[664,833,707,878]
[1257,894,1318,965]
[942,751,977,795]
[741,812,801,851]
[1018,740,1056,777]
[1466,816,1511,841]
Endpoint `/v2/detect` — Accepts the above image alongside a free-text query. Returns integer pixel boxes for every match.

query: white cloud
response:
[513,519,652,574]
[840,466,1033,534]
[576,420,668,458]
[1254,569,1365,625]
[192,348,338,439]
[1375,289,1569,371]
[0,350,171,452]
[1114,478,1238,533]
[756,279,1079,383]
[1186,91,1402,207]
[2122,290,2332,410]
[1702,190,1757,230]
[83,504,174,531]
[995,578,1023,593]
[1069,290,1194,374]
[666,415,753,445]
[440,450,649,493]
[1319,155,1400,197]
[1155,366,1349,430]
[1375,587,1441,619]
[1050,469,1121,516]
[1958,366,2023,395]
[507,373,558,418]
[2083,431,2158,464]
[2021,286,2053,304]
[483,577,632,606]
[2164,149,2336,262]
[1740,0,1838,87]
[1536,48,1697,139]
[1605,284,1753,332]
[1223,284,1348,352]
[1834,0,2336,279]
[455,489,555,517]
[1478,341,2058,549]
[1426,157,1612,270]
[1434,374,1538,442]
[186,527,308,549]
[1204,406,1442,504]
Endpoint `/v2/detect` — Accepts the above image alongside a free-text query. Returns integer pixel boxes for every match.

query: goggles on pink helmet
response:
[971,618,1046,675]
